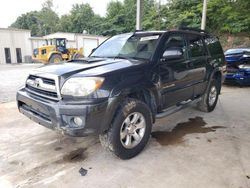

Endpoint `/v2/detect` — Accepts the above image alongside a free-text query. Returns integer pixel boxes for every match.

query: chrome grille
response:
[25,74,60,101]
[28,75,55,85]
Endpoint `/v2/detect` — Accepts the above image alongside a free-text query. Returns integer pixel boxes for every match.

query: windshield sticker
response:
[140,35,159,41]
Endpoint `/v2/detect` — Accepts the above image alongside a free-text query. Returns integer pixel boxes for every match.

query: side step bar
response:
[156,98,201,119]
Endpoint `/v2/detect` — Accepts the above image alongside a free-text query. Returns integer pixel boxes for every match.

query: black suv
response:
[17,28,226,159]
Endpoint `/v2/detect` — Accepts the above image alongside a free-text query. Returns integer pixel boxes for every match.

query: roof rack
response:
[178,26,209,34]
[133,29,143,34]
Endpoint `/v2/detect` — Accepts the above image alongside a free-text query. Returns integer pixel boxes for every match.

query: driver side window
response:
[162,34,187,60]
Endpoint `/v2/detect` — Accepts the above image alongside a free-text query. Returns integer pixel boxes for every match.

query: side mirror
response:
[161,48,184,62]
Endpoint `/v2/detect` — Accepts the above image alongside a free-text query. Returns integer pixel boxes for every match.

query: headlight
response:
[61,77,104,97]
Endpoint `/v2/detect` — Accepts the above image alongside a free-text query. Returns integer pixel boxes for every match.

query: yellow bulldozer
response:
[32,38,84,64]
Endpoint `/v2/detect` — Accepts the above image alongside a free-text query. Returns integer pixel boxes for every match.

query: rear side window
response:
[187,34,206,58]
[204,36,224,57]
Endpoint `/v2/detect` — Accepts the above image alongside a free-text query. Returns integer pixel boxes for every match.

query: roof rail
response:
[178,26,209,34]
[132,29,143,35]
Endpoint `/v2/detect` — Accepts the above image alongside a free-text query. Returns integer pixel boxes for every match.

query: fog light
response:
[73,117,83,126]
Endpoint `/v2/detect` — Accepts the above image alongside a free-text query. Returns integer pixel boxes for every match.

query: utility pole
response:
[157,0,161,30]
[136,0,143,30]
[201,0,208,30]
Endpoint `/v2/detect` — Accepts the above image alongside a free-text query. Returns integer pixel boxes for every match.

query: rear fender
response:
[207,67,223,94]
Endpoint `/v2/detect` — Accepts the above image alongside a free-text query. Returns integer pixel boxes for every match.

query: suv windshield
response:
[90,33,161,60]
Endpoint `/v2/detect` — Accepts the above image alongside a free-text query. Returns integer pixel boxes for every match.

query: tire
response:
[49,54,63,64]
[99,98,152,159]
[72,53,84,60]
[197,79,219,112]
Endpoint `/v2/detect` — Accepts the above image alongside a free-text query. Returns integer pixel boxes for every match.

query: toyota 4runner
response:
[17,28,226,159]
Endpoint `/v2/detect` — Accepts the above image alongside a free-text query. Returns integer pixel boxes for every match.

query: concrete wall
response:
[30,37,46,50]
[0,28,32,64]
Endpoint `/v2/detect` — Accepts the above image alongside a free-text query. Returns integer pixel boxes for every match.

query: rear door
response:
[185,34,207,97]
[158,33,194,108]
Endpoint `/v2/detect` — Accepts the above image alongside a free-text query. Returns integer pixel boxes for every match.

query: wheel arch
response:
[100,86,158,134]
[208,68,222,94]
[113,86,158,123]
[48,52,62,61]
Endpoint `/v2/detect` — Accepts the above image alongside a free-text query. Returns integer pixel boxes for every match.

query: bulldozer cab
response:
[46,38,68,54]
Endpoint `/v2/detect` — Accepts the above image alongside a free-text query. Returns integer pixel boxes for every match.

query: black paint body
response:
[17,30,225,136]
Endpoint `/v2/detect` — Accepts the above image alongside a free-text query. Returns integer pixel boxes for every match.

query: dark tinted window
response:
[204,36,224,57]
[187,34,206,58]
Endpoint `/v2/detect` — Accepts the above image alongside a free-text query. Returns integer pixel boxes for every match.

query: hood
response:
[238,64,250,72]
[225,50,250,64]
[225,54,242,63]
[32,57,144,77]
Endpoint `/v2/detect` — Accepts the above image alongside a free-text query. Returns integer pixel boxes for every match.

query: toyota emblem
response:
[34,78,43,87]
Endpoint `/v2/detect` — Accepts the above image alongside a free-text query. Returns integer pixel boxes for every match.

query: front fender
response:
[48,51,62,60]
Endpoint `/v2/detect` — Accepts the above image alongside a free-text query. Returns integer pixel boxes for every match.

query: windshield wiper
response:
[90,55,103,58]
[102,56,147,61]
[102,56,129,60]
[114,56,130,60]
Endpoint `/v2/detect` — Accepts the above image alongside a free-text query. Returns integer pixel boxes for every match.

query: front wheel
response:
[197,80,219,112]
[99,99,152,159]
[72,53,84,60]
[49,54,63,64]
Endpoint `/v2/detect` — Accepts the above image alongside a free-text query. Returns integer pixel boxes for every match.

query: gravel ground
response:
[0,64,42,103]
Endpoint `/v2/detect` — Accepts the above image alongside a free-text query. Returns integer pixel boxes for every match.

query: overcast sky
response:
[0,0,114,28]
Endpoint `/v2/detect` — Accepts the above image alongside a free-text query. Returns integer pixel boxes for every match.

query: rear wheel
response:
[49,54,62,64]
[198,79,219,112]
[99,98,152,159]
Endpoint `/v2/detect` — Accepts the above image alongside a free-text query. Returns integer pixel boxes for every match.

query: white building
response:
[0,28,107,64]
[41,32,107,57]
[0,28,32,64]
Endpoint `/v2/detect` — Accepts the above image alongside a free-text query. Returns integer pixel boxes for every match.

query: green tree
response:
[11,11,41,36]
[11,0,59,36]
[102,1,126,35]
[11,0,250,36]
[38,0,60,35]
[207,0,250,34]
[69,3,95,33]
[57,14,74,33]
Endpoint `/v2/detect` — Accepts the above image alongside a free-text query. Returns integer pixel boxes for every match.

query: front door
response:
[158,33,194,109]
[4,48,11,63]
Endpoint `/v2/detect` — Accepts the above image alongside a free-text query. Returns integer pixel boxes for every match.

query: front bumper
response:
[17,88,110,136]
[224,73,250,85]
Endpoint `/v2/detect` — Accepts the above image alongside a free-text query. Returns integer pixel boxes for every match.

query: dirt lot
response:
[0,64,250,188]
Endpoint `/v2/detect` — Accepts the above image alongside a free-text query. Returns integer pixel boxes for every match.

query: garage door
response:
[83,38,98,57]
